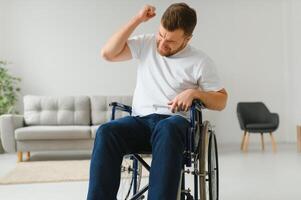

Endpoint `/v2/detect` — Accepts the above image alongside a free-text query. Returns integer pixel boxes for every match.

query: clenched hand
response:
[136,5,156,23]
[168,89,198,113]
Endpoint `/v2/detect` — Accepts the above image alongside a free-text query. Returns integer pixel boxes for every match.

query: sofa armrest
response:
[0,114,24,153]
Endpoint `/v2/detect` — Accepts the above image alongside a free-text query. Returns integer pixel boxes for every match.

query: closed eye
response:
[158,32,176,43]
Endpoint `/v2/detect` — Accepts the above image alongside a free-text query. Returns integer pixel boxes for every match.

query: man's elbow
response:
[217,102,226,111]
[217,94,228,111]
[100,48,114,61]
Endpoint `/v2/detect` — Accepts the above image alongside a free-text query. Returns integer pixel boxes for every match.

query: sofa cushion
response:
[91,125,100,139]
[15,126,91,140]
[24,95,91,125]
[90,96,132,125]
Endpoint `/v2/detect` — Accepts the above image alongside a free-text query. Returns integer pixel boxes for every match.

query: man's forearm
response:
[192,89,228,111]
[101,16,141,59]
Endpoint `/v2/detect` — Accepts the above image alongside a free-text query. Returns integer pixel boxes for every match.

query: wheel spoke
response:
[117,156,142,200]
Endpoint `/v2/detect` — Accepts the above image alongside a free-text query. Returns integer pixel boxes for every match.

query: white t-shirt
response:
[127,34,223,118]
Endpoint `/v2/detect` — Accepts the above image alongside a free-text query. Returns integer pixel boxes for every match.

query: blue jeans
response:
[87,113,190,200]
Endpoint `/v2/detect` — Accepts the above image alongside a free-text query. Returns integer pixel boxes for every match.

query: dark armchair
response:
[237,102,279,152]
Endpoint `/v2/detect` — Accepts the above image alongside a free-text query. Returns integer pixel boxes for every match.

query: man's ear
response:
[185,35,192,43]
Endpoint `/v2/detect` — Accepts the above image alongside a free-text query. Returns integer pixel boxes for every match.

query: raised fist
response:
[136,5,156,22]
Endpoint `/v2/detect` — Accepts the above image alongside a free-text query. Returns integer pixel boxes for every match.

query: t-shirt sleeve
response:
[127,34,146,60]
[197,57,224,92]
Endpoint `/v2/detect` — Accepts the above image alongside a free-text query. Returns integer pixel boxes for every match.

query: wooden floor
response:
[0,143,301,200]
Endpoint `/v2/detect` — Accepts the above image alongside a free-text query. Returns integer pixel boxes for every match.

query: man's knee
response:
[152,115,188,144]
[155,115,189,133]
[95,116,133,141]
[95,121,117,142]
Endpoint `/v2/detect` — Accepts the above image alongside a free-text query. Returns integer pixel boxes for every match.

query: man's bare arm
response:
[168,88,228,112]
[192,88,228,111]
[101,5,156,62]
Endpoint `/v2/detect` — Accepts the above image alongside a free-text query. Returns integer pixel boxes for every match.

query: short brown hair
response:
[161,3,197,36]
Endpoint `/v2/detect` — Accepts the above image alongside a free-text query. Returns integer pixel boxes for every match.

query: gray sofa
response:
[0,95,132,162]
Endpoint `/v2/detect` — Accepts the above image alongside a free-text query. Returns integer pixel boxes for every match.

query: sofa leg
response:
[26,152,30,161]
[260,133,265,151]
[17,151,23,162]
[269,132,277,153]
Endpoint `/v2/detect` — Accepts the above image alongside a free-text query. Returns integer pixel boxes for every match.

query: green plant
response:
[0,60,21,115]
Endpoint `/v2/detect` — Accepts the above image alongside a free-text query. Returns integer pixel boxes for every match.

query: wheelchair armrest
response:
[109,102,132,113]
[191,99,206,112]
[189,99,206,125]
[109,102,132,120]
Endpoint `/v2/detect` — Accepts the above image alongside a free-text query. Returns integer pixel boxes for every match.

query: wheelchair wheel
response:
[117,155,142,200]
[198,121,219,200]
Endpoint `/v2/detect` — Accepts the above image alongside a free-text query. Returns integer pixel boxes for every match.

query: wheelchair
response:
[109,100,219,200]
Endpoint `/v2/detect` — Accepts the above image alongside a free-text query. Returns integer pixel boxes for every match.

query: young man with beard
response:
[87,3,228,200]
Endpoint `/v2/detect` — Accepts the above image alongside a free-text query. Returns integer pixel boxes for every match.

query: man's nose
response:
[160,38,168,46]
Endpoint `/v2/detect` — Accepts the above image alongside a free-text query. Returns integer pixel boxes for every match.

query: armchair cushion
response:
[246,123,277,132]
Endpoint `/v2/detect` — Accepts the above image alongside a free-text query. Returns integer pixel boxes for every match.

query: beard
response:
[156,41,187,57]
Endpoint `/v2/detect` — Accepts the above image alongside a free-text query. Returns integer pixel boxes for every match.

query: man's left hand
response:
[167,88,198,113]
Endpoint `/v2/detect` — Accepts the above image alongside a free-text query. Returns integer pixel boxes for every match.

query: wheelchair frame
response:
[109,100,219,200]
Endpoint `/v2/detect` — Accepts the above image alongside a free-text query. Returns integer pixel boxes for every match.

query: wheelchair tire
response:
[208,132,219,200]
[117,155,142,200]
[198,121,219,200]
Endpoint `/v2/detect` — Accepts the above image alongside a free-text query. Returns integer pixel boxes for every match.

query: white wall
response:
[1,0,300,145]
[0,1,4,56]
[288,0,301,142]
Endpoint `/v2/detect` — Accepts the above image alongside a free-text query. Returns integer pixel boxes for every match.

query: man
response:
[87,3,227,200]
